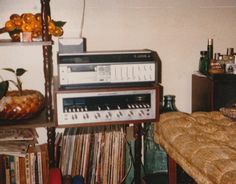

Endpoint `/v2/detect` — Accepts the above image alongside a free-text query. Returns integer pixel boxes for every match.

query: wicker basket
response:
[0,90,44,120]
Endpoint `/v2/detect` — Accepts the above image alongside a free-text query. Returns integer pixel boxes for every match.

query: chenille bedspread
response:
[154,111,236,184]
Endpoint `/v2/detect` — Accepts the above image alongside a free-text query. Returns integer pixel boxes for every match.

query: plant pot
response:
[0,90,45,120]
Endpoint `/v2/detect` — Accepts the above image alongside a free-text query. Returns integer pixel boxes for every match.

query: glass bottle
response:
[198,51,208,75]
[161,95,178,113]
[207,38,214,61]
[207,38,214,74]
[144,95,178,182]
[227,48,235,64]
[209,53,224,74]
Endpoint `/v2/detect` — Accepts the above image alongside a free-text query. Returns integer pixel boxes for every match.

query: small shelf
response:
[0,39,53,46]
[0,110,54,128]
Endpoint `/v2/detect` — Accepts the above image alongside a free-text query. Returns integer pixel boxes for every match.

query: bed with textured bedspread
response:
[154,111,236,184]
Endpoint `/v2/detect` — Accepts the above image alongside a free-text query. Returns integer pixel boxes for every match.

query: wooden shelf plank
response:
[0,39,52,46]
[0,110,54,128]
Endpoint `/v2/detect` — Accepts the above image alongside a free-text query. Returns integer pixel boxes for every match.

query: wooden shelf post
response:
[41,0,55,168]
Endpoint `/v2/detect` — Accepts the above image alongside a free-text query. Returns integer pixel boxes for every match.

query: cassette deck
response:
[58,49,160,89]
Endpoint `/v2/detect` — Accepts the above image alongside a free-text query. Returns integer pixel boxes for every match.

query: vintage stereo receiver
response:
[55,86,159,127]
[57,49,160,89]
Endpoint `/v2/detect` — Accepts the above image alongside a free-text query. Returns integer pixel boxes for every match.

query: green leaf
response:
[8,79,18,87]
[0,81,9,99]
[2,68,15,74]
[16,68,27,76]
[54,21,66,27]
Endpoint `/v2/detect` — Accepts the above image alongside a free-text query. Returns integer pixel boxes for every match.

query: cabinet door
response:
[192,74,213,112]
[192,74,236,112]
[213,79,236,110]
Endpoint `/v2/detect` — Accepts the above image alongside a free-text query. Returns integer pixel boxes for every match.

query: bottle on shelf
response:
[226,48,235,64]
[203,38,214,75]
[208,53,224,74]
[207,38,214,61]
[198,51,208,75]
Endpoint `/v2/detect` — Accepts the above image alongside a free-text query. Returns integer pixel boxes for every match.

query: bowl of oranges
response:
[0,13,65,42]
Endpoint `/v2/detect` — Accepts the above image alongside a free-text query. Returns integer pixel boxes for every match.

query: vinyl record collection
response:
[59,125,127,184]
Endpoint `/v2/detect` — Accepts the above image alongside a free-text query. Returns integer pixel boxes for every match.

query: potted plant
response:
[0,68,45,120]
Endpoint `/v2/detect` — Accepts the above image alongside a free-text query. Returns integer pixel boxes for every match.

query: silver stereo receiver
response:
[55,85,159,127]
[57,49,160,89]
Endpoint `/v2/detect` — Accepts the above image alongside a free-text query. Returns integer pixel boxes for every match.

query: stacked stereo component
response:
[55,49,160,127]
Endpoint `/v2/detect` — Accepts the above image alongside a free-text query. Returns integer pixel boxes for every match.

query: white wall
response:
[1,0,236,143]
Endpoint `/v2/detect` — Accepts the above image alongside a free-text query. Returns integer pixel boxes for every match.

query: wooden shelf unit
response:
[0,0,55,167]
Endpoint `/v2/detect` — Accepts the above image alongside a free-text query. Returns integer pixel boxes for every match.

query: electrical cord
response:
[120,137,134,184]
[79,0,86,38]
[121,135,148,184]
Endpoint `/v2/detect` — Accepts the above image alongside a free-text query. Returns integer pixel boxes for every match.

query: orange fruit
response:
[52,26,63,37]
[32,29,42,38]
[33,20,42,30]
[21,23,33,32]
[22,13,35,24]
[10,14,21,21]
[14,19,23,29]
[47,16,51,22]
[35,13,42,22]
[48,21,56,33]
[5,20,16,31]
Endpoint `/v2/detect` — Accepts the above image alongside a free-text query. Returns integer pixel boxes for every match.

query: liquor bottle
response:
[227,48,235,64]
[208,53,224,74]
[207,38,214,73]
[198,51,208,75]
[207,38,214,61]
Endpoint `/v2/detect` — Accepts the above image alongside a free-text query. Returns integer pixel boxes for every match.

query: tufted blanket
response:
[154,111,236,184]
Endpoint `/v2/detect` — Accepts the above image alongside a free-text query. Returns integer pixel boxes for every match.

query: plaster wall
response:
[1,0,236,143]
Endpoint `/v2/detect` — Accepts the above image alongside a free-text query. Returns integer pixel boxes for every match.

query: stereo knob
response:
[83,113,89,119]
[140,110,145,115]
[106,112,112,119]
[85,113,89,119]
[97,113,101,118]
